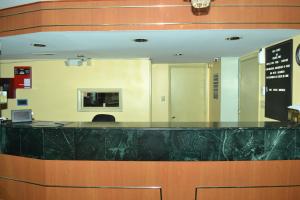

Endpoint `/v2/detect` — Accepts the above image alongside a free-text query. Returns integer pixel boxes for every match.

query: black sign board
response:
[265,39,293,121]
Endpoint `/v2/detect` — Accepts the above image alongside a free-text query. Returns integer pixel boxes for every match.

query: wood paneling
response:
[0,154,45,183]
[0,181,45,200]
[1,0,300,36]
[1,154,300,200]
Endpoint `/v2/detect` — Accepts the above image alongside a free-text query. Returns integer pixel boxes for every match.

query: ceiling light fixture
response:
[225,36,242,41]
[174,53,183,56]
[191,0,211,8]
[31,43,47,47]
[133,39,148,43]
[65,55,91,67]
[65,58,83,66]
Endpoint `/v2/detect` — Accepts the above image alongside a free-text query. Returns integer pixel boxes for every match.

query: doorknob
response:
[172,116,176,119]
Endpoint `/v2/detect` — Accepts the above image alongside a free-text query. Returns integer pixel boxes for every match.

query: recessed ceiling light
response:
[225,36,242,41]
[133,38,148,43]
[31,43,47,47]
[77,54,85,58]
[174,53,183,56]
[32,52,56,55]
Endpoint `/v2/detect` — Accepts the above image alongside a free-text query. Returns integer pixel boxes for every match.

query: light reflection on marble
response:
[0,122,299,161]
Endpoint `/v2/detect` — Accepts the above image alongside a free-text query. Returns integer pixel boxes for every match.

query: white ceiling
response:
[1,30,300,63]
[0,0,46,9]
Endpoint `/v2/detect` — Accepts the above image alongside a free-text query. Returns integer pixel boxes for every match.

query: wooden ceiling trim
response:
[1,0,300,37]
[2,2,300,18]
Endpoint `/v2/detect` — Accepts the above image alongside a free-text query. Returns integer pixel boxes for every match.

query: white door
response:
[239,54,260,121]
[170,65,208,122]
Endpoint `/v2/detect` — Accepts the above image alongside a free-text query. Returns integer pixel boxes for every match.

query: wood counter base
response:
[0,154,300,200]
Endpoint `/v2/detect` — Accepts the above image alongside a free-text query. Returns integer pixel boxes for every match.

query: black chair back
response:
[92,114,116,122]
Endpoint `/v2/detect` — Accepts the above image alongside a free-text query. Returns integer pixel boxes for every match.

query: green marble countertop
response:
[1,121,299,129]
[1,121,299,161]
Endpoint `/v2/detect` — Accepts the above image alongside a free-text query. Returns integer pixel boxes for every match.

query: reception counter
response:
[0,121,299,161]
[1,122,300,200]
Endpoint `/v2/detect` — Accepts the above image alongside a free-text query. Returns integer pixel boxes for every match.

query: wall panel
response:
[1,154,300,200]
[1,0,300,36]
[0,59,151,122]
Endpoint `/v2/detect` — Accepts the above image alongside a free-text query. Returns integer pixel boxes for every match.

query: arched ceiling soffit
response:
[1,0,300,36]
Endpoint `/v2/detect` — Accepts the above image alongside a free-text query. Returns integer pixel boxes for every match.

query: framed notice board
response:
[265,39,293,121]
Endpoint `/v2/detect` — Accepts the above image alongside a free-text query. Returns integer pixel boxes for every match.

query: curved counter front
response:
[1,122,300,200]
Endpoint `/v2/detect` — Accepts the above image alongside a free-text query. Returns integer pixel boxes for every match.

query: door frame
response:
[238,51,260,122]
[168,64,209,122]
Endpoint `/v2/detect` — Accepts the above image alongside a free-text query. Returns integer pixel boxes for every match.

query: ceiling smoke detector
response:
[191,0,211,8]
[133,38,148,43]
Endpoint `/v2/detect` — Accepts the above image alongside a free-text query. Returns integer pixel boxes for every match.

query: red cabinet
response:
[14,66,32,89]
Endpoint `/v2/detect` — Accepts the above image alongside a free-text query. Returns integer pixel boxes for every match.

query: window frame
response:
[77,88,123,112]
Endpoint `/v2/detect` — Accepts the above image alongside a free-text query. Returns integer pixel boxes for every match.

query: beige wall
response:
[151,64,169,122]
[0,60,209,122]
[0,59,151,122]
